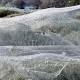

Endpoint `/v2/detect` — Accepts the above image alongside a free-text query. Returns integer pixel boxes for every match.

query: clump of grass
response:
[73,12,80,20]
[0,7,24,17]
[16,76,25,80]
[6,13,23,17]
[0,9,17,17]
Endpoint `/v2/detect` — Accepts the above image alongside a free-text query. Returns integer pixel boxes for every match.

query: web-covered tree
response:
[14,0,25,9]
[67,0,80,6]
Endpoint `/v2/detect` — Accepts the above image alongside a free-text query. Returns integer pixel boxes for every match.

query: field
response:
[0,46,80,80]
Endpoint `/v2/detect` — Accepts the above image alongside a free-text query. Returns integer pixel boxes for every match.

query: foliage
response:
[16,76,25,80]
[67,0,80,6]
[0,7,22,17]
[0,0,80,9]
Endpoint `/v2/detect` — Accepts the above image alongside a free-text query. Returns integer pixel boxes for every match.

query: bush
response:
[0,7,24,17]
[67,0,80,6]
[16,76,25,80]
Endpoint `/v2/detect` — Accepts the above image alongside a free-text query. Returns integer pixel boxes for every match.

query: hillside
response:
[0,2,80,80]
[0,5,80,45]
[0,46,80,80]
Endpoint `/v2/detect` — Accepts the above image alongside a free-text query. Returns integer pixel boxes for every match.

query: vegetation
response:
[40,0,80,8]
[0,30,53,46]
[0,0,80,9]
[0,9,18,17]
[0,7,25,18]
[16,76,25,80]
[67,0,80,6]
